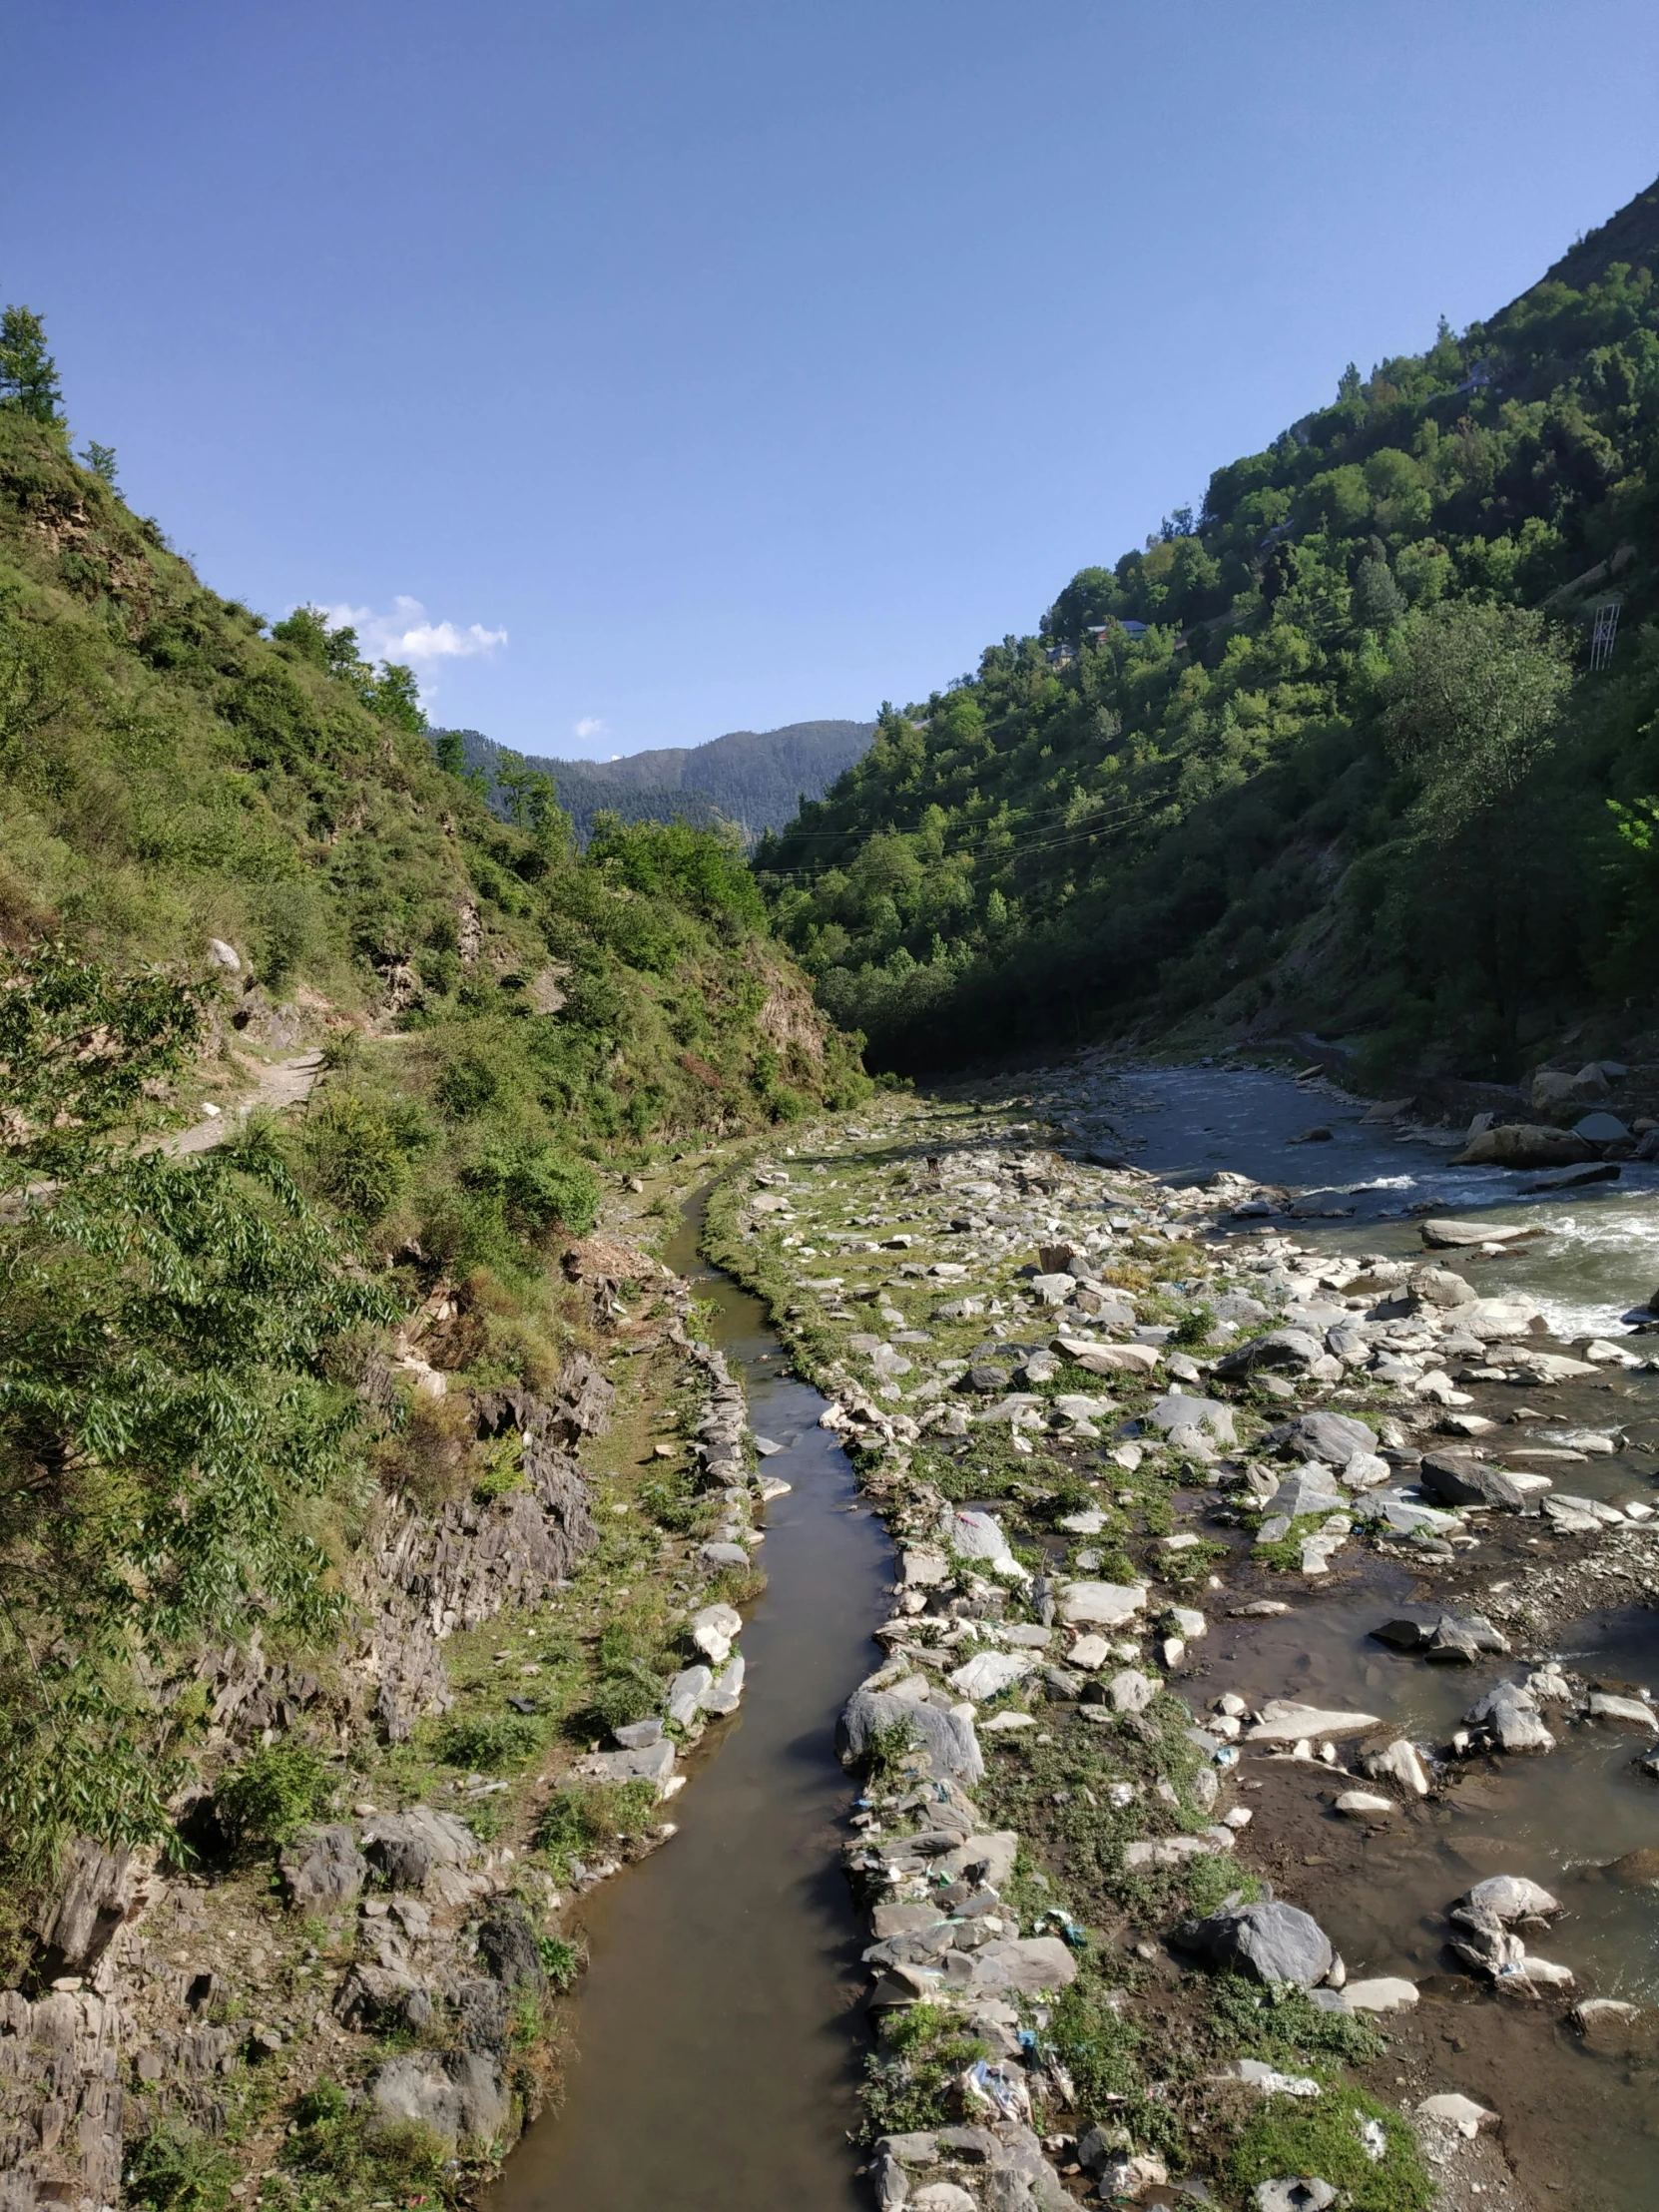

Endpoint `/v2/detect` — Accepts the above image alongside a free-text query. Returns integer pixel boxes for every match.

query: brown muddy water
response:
[491,1202,884,2212]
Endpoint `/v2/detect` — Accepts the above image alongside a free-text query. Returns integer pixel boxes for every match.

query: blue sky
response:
[6,3,1659,759]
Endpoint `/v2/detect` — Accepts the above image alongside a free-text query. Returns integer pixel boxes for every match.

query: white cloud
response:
[573,716,607,741]
[321,595,507,668]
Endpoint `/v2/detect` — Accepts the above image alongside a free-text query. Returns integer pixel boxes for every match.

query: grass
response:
[1231,2086,1432,2212]
[861,2003,993,2143]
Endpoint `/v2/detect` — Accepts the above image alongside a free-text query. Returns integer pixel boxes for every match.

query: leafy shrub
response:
[533,1779,657,1872]
[861,2003,990,2142]
[126,2122,239,2212]
[462,1141,601,1240]
[537,1933,585,1991]
[278,2076,462,2208]
[302,1093,430,1223]
[215,1741,334,1851]
[436,1713,544,1772]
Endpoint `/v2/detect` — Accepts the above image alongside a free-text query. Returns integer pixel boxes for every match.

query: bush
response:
[436,1713,544,1772]
[537,1933,585,1991]
[126,2123,239,2212]
[534,1780,658,1873]
[462,1141,601,1240]
[278,2076,461,2209]
[302,1093,429,1223]
[215,1740,333,1852]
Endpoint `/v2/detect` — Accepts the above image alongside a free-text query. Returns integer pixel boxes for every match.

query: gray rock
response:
[369,2051,511,2144]
[702,1654,746,1714]
[1465,1681,1554,1754]
[1462,1875,1560,1924]
[578,1738,677,1785]
[1269,1468,1348,1518]
[1269,1409,1378,1466]
[333,1963,431,2032]
[698,1541,751,1569]
[1215,1329,1326,1377]
[1254,2185,1336,2212]
[1147,1390,1236,1444]
[870,2148,908,2209]
[277,1825,367,1912]
[1187,1901,1335,1987]
[360,1807,478,1890]
[1418,1450,1544,1513]
[667,1664,714,1726]
[876,2131,941,2165]
[838,1687,983,1786]
[612,1716,664,1749]
[477,1901,546,1993]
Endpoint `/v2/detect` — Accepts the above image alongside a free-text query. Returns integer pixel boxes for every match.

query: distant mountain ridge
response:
[452,719,875,844]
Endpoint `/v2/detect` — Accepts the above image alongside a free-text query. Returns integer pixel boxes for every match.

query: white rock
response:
[1108,1669,1156,1714]
[1334,1791,1394,1817]
[1245,1700,1381,1743]
[1343,1976,1418,2012]
[1067,1634,1112,1671]
[1058,1580,1149,1628]
[948,1650,1036,1702]
[1417,2092,1496,2136]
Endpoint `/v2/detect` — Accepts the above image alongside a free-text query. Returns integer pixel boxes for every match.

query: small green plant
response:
[1173,1303,1214,1347]
[125,2122,239,2212]
[276,2076,464,2210]
[533,1779,658,1876]
[861,2002,991,2141]
[215,1740,333,1853]
[537,1933,585,1991]
[437,1712,544,1772]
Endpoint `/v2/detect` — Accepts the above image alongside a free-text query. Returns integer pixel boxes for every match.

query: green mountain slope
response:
[760,173,1659,1081]
[0,377,867,1907]
[452,718,875,844]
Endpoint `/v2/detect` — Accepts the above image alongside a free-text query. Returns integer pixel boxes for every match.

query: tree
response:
[1351,557,1404,630]
[78,441,118,490]
[1378,601,1574,839]
[0,305,63,424]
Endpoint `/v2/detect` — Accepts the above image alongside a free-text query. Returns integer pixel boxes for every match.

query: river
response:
[496,1069,1659,2212]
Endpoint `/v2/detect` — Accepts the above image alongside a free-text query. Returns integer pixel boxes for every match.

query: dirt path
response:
[156,1048,325,1155]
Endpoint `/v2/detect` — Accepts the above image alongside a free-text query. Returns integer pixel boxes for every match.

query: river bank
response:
[690,1059,1659,2212]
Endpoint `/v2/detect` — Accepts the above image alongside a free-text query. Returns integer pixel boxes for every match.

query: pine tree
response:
[0,305,64,424]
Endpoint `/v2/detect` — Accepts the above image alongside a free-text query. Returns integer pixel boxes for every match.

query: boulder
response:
[1146,1391,1236,1444]
[1334,1792,1394,1818]
[1465,1681,1554,1754]
[1187,1901,1334,1987]
[949,1651,1036,1703]
[334,1963,432,2032]
[1408,1265,1475,1308]
[702,1654,746,1715]
[1588,1691,1658,1730]
[577,1738,677,1786]
[1267,1468,1348,1519]
[360,1807,478,1890]
[1056,1339,1162,1377]
[911,2190,977,2212]
[1342,1977,1417,2012]
[1360,1739,1430,1795]
[1056,1580,1148,1629]
[1461,1875,1560,1923]
[1254,2186,1336,2212]
[667,1665,714,1726]
[1417,1451,1547,1512]
[1244,1699,1381,1743]
[941,1508,1015,1564]
[278,1825,367,1913]
[1269,1410,1378,1467]
[837,1687,983,1786]
[368,2051,511,2144]
[1454,1124,1594,1169]
[1419,1218,1540,1249]
[1215,1329,1326,1377]
[1108,1669,1157,1714]
[1416,2092,1496,2133]
[960,1936,1077,1994]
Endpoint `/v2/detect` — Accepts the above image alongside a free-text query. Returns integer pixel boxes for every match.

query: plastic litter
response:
[962,2059,1032,2124]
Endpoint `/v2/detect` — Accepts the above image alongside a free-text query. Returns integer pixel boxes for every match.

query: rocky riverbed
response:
[704,1062,1659,2212]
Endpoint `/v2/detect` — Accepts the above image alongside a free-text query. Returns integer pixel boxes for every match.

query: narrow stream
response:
[491,1198,883,2212]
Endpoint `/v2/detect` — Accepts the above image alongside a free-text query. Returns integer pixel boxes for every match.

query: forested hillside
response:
[0,322,864,1936]
[760,173,1659,1080]
[454,718,875,844]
